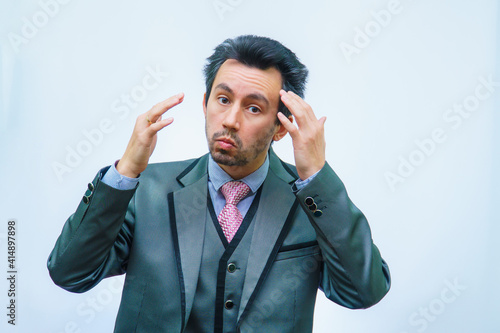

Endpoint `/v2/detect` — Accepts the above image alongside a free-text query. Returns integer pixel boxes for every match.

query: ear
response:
[273,116,293,142]
[202,93,207,117]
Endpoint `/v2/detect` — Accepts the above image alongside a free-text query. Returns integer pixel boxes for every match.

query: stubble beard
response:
[206,125,276,167]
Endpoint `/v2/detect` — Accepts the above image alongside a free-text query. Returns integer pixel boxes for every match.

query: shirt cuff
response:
[101,161,139,190]
[292,169,320,192]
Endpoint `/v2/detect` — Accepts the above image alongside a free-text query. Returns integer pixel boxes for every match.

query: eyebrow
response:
[214,83,270,107]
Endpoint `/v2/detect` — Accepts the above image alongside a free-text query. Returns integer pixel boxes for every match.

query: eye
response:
[248,106,261,114]
[218,97,229,105]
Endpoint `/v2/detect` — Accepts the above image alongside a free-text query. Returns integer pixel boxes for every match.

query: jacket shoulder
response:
[140,155,208,188]
[144,158,199,176]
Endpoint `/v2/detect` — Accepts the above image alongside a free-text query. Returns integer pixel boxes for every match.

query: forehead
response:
[212,59,282,96]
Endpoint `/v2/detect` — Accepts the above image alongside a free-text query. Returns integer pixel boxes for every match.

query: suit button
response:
[305,197,314,206]
[225,300,234,309]
[83,195,91,204]
[227,263,237,273]
[313,210,323,217]
[88,182,94,192]
[308,203,317,211]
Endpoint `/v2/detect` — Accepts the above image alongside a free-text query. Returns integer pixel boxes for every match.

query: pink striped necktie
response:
[218,181,251,242]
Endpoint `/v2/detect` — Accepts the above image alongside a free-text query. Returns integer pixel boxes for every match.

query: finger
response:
[280,90,313,125]
[286,91,318,122]
[148,93,184,122]
[277,112,298,139]
[319,116,327,126]
[146,117,174,137]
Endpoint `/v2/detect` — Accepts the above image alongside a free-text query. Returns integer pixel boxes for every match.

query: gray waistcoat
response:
[185,191,260,333]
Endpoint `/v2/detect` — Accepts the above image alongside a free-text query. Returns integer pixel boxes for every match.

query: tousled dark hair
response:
[203,35,308,120]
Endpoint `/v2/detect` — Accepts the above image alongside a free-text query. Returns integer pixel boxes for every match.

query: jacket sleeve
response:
[294,162,391,309]
[47,166,137,293]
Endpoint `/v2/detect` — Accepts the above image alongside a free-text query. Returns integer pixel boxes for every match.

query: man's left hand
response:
[277,90,326,180]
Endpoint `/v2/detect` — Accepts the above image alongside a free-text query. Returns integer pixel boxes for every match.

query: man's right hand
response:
[116,93,185,178]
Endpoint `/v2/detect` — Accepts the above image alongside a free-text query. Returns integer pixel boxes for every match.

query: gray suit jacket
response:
[48,149,390,332]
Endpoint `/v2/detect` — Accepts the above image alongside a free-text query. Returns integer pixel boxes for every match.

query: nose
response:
[222,104,240,131]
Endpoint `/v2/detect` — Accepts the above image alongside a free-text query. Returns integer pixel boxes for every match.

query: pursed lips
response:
[216,137,237,148]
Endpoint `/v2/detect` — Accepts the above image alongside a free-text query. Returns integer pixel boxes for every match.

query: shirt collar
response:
[208,153,269,194]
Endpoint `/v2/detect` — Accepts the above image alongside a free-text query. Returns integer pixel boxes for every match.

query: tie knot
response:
[220,181,251,206]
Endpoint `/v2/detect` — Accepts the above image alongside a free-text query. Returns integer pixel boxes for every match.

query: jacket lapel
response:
[170,151,299,326]
[237,150,298,322]
[171,155,210,326]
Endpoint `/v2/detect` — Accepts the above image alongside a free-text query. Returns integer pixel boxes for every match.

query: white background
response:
[0,0,498,332]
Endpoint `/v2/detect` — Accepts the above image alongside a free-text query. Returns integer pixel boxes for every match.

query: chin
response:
[211,150,247,167]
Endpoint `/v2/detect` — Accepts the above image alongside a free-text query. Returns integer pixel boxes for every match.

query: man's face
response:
[203,59,286,178]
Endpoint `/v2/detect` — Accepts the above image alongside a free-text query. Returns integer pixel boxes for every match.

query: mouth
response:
[215,137,237,149]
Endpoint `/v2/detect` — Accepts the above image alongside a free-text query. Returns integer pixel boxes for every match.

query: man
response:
[48,35,390,332]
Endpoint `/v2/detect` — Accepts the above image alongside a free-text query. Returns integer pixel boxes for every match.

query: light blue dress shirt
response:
[101,153,318,218]
[207,154,268,217]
